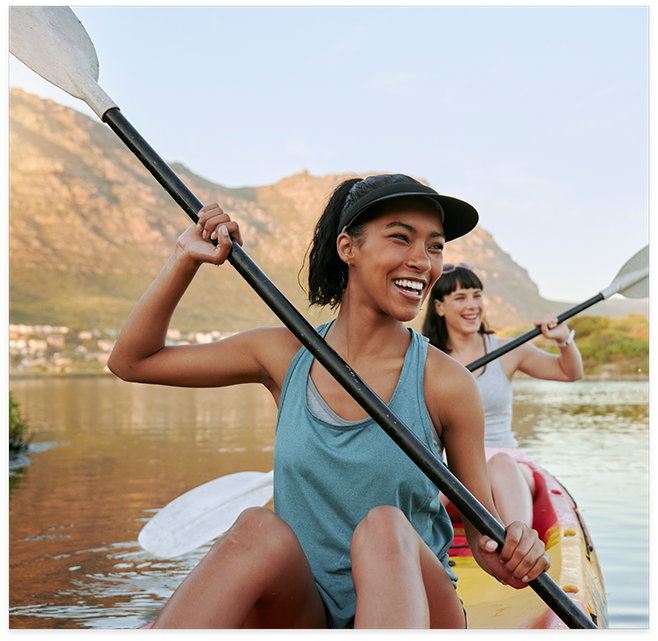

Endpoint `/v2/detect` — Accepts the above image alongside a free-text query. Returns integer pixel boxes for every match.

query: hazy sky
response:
[7,4,649,303]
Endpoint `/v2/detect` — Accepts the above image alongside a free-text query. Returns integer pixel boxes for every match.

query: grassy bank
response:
[9,392,29,453]
[498,313,649,378]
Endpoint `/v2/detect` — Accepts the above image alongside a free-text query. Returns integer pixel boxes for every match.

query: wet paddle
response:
[9,7,596,628]
[466,245,649,372]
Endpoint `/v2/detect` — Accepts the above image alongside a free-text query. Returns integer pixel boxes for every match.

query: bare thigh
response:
[413,518,465,628]
[152,507,327,629]
[518,461,536,496]
[488,453,536,496]
[351,505,465,629]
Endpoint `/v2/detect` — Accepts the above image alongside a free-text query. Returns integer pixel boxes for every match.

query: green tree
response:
[9,391,29,452]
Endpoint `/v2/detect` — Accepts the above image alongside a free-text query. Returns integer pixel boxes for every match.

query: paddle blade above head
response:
[9,6,117,118]
[466,244,649,373]
[8,7,595,628]
[606,244,649,299]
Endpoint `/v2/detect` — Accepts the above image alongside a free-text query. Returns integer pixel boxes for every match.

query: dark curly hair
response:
[422,266,493,353]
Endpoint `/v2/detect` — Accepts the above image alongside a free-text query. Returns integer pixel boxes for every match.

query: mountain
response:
[8,88,646,333]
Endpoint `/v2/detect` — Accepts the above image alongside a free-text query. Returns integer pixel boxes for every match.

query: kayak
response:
[140,457,608,629]
[445,457,608,629]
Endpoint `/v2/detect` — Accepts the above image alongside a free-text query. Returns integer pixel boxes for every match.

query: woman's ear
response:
[434,299,445,317]
[337,232,355,266]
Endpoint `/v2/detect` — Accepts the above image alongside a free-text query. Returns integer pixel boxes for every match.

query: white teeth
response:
[394,279,423,292]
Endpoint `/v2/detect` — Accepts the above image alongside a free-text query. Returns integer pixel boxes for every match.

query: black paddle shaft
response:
[467,294,604,372]
[102,107,597,629]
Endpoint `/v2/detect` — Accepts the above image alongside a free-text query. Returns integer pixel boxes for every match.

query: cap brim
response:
[338,182,478,242]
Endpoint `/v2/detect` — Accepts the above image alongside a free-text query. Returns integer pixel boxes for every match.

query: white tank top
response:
[475,335,518,447]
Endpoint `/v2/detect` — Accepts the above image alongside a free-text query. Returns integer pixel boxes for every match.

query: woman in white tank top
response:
[422,263,584,528]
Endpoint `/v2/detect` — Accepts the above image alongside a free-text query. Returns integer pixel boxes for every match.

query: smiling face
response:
[338,197,445,322]
[434,283,485,336]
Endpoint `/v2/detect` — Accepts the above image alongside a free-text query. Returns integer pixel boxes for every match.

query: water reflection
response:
[9,540,209,628]
[8,377,649,628]
[511,380,649,630]
[9,377,278,629]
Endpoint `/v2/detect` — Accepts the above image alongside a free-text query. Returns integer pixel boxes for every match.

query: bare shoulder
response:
[245,325,302,352]
[424,344,481,417]
[496,335,522,354]
[425,344,478,396]
[497,335,528,373]
[241,326,302,382]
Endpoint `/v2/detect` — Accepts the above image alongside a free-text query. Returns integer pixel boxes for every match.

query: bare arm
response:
[426,350,550,587]
[108,204,299,395]
[510,314,583,382]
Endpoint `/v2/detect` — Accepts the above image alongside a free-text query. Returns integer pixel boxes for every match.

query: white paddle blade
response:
[9,6,117,119]
[138,470,274,558]
[601,245,649,299]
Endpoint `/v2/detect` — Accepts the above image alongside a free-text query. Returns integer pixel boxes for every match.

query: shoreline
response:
[580,374,649,382]
[513,371,648,383]
[8,371,650,383]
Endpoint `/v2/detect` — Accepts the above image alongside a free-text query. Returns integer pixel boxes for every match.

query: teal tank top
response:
[273,322,457,629]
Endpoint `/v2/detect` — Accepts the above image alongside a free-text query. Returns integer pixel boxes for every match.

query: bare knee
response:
[487,452,517,477]
[488,453,525,490]
[488,454,535,496]
[224,506,279,539]
[211,507,300,567]
[233,506,281,528]
[353,505,409,539]
[351,505,416,560]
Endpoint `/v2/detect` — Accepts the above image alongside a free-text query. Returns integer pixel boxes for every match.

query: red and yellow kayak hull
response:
[446,461,608,629]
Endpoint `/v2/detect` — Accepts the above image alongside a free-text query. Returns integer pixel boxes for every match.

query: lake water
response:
[8,376,649,629]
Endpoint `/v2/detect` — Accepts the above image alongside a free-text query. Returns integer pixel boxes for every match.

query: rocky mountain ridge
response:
[8,88,646,333]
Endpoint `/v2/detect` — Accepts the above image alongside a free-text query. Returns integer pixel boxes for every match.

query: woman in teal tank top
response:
[274,322,458,628]
[109,174,550,628]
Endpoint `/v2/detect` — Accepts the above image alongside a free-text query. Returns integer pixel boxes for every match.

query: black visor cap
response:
[337,181,478,242]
